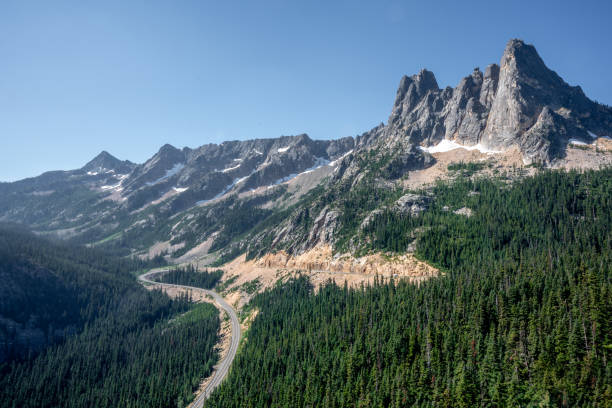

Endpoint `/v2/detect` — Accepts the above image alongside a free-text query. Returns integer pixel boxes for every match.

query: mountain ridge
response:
[0,38,611,261]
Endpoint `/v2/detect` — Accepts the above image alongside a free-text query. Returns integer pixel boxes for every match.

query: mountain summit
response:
[385,39,612,164]
[81,151,135,174]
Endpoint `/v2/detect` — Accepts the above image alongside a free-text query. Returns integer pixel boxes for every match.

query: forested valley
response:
[206,168,612,407]
[2,167,612,407]
[0,226,220,408]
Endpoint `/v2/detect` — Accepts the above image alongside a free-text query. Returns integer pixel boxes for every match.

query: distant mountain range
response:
[1,39,610,260]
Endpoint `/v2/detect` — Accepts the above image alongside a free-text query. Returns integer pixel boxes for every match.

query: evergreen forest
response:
[153,266,224,289]
[206,168,612,407]
[0,226,220,408]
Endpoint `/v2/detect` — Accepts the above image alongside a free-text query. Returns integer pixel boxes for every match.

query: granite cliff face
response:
[387,69,449,146]
[384,39,612,164]
[482,40,612,162]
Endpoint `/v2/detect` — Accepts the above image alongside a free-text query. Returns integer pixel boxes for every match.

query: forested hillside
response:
[206,168,612,407]
[153,265,224,289]
[0,227,220,408]
[0,225,161,362]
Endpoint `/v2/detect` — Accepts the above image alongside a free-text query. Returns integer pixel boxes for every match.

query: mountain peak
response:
[382,38,612,164]
[505,38,526,49]
[391,69,440,121]
[93,150,115,161]
[500,38,551,77]
[503,38,537,58]
[154,143,185,164]
[480,38,612,162]
[82,151,134,174]
[159,143,180,153]
[413,69,439,93]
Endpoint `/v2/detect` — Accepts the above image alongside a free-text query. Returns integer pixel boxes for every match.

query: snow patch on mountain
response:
[146,163,185,186]
[569,138,589,146]
[195,174,250,206]
[221,164,241,173]
[271,157,331,186]
[419,139,503,154]
[329,150,354,167]
[101,183,123,191]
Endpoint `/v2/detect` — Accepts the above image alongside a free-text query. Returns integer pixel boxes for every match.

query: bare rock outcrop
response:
[393,193,431,216]
[256,245,438,281]
[443,68,490,146]
[304,207,341,249]
[479,64,500,110]
[387,70,451,147]
[454,207,473,217]
[360,209,385,230]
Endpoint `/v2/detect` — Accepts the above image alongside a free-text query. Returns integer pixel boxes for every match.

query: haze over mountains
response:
[0,39,611,260]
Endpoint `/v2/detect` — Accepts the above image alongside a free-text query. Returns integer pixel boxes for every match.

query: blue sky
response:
[1,0,611,181]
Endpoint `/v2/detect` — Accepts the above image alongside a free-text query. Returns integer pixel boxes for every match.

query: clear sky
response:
[1,0,611,181]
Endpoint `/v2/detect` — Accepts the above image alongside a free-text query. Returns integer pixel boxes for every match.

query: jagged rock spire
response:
[383,38,612,164]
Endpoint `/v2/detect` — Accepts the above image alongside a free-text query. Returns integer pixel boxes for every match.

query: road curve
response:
[138,270,241,407]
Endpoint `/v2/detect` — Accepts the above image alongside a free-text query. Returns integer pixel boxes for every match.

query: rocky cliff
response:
[384,39,612,164]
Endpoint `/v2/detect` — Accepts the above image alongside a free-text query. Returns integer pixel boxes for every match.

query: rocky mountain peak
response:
[82,151,134,174]
[149,144,186,166]
[158,143,183,157]
[442,67,488,145]
[503,39,541,64]
[386,69,448,146]
[379,38,612,164]
[120,143,187,193]
[482,39,612,162]
[498,38,567,102]
[413,69,439,93]
[457,68,484,100]
[470,67,483,80]
[392,69,439,114]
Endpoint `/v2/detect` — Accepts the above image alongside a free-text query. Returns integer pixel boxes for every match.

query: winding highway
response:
[138,270,241,407]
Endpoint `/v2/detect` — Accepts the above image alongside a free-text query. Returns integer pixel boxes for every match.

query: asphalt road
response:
[139,270,241,407]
